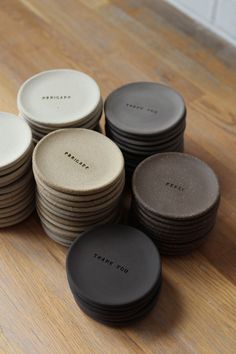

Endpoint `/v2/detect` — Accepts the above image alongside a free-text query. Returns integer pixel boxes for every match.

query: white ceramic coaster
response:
[17,69,101,127]
[0,113,32,171]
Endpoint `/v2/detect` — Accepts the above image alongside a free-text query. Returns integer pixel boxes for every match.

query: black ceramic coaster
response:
[105,82,186,175]
[66,224,161,325]
[132,152,220,255]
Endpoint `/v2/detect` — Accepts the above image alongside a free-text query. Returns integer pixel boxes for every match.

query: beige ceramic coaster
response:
[0,158,32,188]
[36,197,120,224]
[37,205,119,233]
[0,203,35,228]
[38,187,122,214]
[36,192,121,221]
[41,223,75,247]
[17,69,101,127]
[0,113,32,171]
[34,170,125,202]
[33,129,124,194]
[0,170,34,195]
[36,200,118,227]
[36,174,124,207]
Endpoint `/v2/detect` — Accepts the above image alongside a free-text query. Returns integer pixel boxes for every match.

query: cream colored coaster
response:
[0,113,32,170]
[17,69,101,127]
[0,143,33,177]
[0,203,35,228]
[0,193,35,218]
[34,170,125,202]
[0,158,32,188]
[33,129,124,194]
[0,170,34,195]
[19,98,103,131]
[0,185,35,208]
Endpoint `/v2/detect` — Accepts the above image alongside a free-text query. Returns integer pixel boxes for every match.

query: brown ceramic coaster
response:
[133,153,220,220]
[33,129,124,194]
[132,152,220,255]
[105,83,186,175]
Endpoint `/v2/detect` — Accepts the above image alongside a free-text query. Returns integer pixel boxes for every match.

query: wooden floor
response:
[1,0,236,353]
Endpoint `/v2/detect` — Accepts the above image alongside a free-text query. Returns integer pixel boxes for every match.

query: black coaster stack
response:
[66,224,162,326]
[132,153,220,256]
[105,82,186,175]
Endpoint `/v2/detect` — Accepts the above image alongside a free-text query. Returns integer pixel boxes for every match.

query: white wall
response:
[166,0,236,46]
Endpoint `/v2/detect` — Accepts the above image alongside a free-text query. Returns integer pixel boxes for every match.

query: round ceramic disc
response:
[36,178,124,208]
[105,118,186,145]
[36,196,121,224]
[132,153,220,220]
[0,185,35,208]
[0,113,32,170]
[0,158,32,188]
[0,204,35,228]
[105,82,186,137]
[33,129,124,194]
[67,224,161,308]
[34,170,125,202]
[0,170,34,195]
[17,69,101,126]
[133,198,219,228]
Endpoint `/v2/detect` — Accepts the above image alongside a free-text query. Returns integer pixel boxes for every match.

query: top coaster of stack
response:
[67,224,161,308]
[105,82,186,137]
[17,69,101,126]
[0,112,32,170]
[33,129,124,194]
[132,153,220,220]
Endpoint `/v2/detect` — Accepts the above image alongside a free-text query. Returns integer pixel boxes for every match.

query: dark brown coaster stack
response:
[105,82,186,176]
[66,224,162,326]
[132,153,220,255]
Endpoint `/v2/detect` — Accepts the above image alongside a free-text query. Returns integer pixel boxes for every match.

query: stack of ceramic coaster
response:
[67,224,162,326]
[33,128,125,246]
[132,153,220,255]
[0,113,35,227]
[105,82,186,175]
[17,69,103,143]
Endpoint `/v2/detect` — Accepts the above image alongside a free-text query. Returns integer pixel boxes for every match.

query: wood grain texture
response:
[0,0,236,353]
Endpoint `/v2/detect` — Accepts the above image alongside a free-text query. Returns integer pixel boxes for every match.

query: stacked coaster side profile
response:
[105,82,186,176]
[132,152,220,255]
[17,69,103,143]
[0,113,35,227]
[66,224,162,326]
[33,128,125,246]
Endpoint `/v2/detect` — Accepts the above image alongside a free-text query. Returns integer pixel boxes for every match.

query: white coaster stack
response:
[0,113,35,227]
[33,128,125,246]
[17,69,103,144]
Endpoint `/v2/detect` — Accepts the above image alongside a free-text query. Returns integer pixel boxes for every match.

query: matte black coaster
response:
[67,224,161,310]
[105,82,186,137]
[71,276,162,315]
[132,153,220,220]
